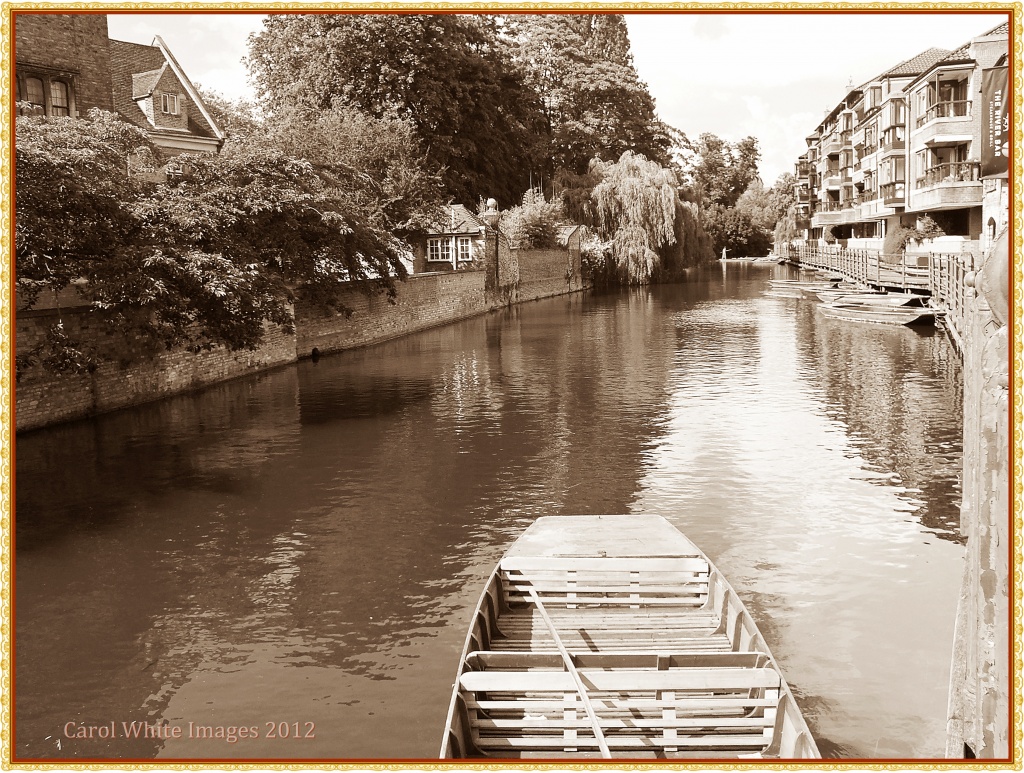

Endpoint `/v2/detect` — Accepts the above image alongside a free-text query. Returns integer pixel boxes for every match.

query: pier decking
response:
[780,244,974,353]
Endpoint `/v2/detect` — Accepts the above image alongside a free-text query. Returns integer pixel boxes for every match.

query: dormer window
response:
[161,93,178,115]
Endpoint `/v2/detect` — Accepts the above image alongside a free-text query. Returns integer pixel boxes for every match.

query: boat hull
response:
[817,302,936,326]
[441,515,820,759]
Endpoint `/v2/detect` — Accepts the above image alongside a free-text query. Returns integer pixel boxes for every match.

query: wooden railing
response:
[928,252,974,353]
[779,244,976,355]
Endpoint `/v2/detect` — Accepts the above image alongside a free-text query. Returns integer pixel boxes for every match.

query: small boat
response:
[817,302,936,326]
[804,287,884,301]
[827,293,927,308]
[441,515,820,760]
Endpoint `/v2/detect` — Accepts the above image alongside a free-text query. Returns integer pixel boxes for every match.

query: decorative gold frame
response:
[0,1,1021,770]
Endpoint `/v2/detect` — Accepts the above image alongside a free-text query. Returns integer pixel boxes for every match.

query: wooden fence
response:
[781,244,975,355]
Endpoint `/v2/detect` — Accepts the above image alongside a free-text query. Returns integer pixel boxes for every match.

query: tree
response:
[702,204,771,258]
[16,110,411,372]
[506,14,671,177]
[688,133,761,208]
[500,188,564,250]
[559,151,713,285]
[735,173,796,234]
[247,14,547,207]
[196,86,262,140]
[268,105,444,238]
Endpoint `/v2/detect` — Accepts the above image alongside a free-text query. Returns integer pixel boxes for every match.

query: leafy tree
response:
[559,151,713,285]
[16,110,410,372]
[196,86,262,140]
[735,173,796,233]
[500,188,564,249]
[702,204,771,258]
[268,105,444,238]
[247,14,547,207]
[506,14,671,176]
[688,133,761,208]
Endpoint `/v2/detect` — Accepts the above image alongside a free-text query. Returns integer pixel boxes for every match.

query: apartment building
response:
[793,22,1008,254]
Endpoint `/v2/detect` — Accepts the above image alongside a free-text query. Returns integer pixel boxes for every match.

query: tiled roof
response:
[882,47,952,77]
[108,38,218,140]
[131,65,165,99]
[981,21,1009,37]
[430,204,484,235]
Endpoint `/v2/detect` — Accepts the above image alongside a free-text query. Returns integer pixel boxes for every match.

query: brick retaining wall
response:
[16,248,588,432]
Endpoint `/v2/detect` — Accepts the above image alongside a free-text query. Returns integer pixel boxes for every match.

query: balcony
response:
[910,161,983,211]
[915,100,971,128]
[840,130,853,148]
[822,136,842,156]
[795,161,811,178]
[880,181,905,206]
[880,126,906,153]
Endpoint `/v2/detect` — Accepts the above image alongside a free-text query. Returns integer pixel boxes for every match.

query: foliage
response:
[501,188,564,250]
[505,14,671,177]
[883,216,945,254]
[773,204,801,249]
[247,14,547,208]
[687,133,761,208]
[16,110,410,371]
[196,87,262,140]
[735,173,796,233]
[268,105,444,238]
[559,151,713,285]
[702,204,771,258]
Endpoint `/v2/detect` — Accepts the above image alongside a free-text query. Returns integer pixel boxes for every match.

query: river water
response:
[15,263,964,761]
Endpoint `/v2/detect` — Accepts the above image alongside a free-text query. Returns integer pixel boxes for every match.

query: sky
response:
[106,10,1009,185]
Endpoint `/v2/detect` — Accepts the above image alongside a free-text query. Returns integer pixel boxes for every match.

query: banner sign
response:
[981,67,1009,179]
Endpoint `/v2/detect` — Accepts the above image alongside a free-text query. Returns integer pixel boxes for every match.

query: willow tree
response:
[582,151,712,284]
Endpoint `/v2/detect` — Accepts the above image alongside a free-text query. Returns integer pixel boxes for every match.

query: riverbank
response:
[15,236,587,433]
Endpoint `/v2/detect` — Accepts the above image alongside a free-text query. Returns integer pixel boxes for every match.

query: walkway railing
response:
[780,244,974,354]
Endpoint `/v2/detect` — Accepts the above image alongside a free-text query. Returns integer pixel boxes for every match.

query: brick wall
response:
[16,249,587,431]
[294,271,489,357]
[15,14,114,113]
[16,307,296,432]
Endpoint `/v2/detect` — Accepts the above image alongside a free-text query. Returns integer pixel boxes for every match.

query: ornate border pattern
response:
[0,2,1021,770]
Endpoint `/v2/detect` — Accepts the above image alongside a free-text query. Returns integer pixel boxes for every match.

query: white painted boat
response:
[805,287,884,301]
[828,293,927,307]
[817,302,936,326]
[441,515,820,760]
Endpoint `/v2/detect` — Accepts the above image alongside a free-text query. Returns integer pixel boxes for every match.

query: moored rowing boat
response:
[817,301,936,326]
[441,515,820,759]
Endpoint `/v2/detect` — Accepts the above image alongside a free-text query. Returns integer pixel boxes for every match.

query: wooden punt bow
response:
[440,515,820,759]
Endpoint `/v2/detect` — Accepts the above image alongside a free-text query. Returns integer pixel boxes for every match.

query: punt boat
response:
[804,286,884,301]
[817,301,937,326]
[825,293,927,307]
[440,515,820,760]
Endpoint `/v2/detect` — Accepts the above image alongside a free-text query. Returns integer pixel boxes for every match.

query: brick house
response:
[412,204,487,273]
[14,13,223,157]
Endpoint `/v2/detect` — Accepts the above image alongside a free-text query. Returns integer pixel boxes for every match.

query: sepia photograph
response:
[4,2,1019,766]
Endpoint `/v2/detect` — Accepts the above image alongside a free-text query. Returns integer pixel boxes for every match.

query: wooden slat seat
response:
[458,648,782,758]
[500,556,712,611]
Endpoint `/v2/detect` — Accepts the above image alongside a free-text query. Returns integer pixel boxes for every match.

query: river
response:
[14,262,964,760]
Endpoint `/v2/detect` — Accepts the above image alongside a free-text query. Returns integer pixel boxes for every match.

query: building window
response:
[427,238,442,261]
[457,237,471,263]
[440,238,453,263]
[17,74,75,117]
[161,93,178,115]
[50,80,70,116]
[23,77,45,108]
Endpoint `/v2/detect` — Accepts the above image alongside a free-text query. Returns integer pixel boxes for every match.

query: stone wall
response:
[294,271,488,357]
[946,229,1010,758]
[517,246,583,302]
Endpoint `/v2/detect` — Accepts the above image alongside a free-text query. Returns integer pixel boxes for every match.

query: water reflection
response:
[15,264,963,760]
